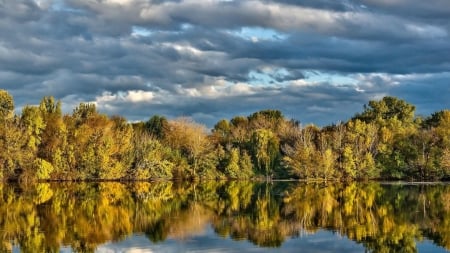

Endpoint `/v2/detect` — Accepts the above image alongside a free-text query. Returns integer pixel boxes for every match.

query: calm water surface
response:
[1,181,449,252]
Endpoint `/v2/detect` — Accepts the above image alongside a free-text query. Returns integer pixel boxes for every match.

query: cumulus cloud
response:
[0,0,449,126]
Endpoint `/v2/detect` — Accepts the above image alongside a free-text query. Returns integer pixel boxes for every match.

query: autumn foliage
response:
[0,89,449,181]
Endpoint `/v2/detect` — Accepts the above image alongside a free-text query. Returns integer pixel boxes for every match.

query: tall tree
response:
[251,129,280,177]
[354,96,415,125]
[164,118,212,178]
[0,90,23,179]
[145,115,168,139]
[37,96,68,178]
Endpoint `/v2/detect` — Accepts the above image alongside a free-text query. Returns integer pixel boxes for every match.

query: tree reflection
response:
[0,182,449,252]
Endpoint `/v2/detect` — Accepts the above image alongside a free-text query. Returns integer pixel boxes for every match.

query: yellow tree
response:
[37,96,69,177]
[435,110,450,178]
[164,118,211,178]
[0,89,14,120]
[0,90,24,179]
[345,119,379,179]
[69,103,129,179]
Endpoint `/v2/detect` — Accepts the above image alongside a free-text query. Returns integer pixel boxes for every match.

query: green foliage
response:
[72,102,97,124]
[248,109,284,131]
[354,96,415,125]
[251,129,280,177]
[132,137,174,180]
[145,115,168,139]
[39,96,62,116]
[0,90,448,182]
[239,151,254,178]
[225,148,240,178]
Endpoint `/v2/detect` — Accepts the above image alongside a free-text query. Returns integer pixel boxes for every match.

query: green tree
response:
[224,148,240,178]
[145,115,168,139]
[354,96,415,125]
[248,109,284,131]
[132,134,174,180]
[212,119,231,146]
[251,129,280,177]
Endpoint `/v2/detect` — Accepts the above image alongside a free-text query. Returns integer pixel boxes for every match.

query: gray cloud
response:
[0,0,448,127]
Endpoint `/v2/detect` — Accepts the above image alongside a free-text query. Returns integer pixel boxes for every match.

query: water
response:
[1,181,449,252]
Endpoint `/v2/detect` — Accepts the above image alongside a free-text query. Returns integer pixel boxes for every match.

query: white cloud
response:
[125,90,154,102]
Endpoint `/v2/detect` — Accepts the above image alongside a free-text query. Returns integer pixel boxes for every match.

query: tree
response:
[21,106,46,153]
[0,118,23,179]
[224,148,240,178]
[0,89,14,120]
[164,118,212,178]
[248,109,284,131]
[251,129,280,177]
[212,119,231,146]
[132,135,174,180]
[442,149,450,177]
[37,96,68,178]
[352,97,419,180]
[145,115,168,139]
[344,119,379,179]
[230,116,249,146]
[72,102,97,126]
[69,104,130,179]
[0,90,23,179]
[354,96,415,125]
[342,146,356,179]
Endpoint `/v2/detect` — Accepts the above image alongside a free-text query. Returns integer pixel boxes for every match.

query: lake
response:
[1,181,449,252]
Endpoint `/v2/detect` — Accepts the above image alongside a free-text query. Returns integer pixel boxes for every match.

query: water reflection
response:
[0,181,449,252]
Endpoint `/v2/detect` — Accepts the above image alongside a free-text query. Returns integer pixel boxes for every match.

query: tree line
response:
[0,89,449,181]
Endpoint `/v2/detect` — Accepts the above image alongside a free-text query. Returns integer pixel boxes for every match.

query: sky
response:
[1,0,449,127]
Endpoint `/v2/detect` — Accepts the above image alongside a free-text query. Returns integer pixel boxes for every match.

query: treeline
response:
[0,89,449,181]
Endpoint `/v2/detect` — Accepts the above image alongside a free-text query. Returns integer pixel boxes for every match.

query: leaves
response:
[0,90,449,181]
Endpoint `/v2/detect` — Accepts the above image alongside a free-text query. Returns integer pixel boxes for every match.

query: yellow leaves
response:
[255,197,273,230]
[0,89,14,120]
[34,158,55,180]
[436,110,450,146]
[1,181,450,251]
[442,148,450,174]
[100,183,129,204]
[380,126,393,144]
[34,183,54,205]
[322,190,336,214]
[342,146,356,178]
[382,216,394,234]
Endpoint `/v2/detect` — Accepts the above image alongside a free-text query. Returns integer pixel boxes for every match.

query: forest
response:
[0,89,449,181]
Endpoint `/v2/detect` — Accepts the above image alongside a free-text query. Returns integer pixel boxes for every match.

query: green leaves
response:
[0,90,449,182]
[251,129,280,176]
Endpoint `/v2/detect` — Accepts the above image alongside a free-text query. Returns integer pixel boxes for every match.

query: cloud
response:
[0,0,449,127]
